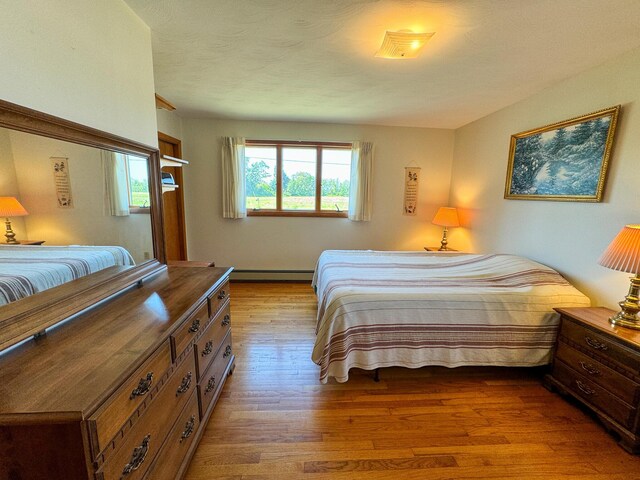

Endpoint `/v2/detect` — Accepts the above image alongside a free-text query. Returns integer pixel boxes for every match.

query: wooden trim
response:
[158,131,188,261]
[129,207,151,215]
[155,93,176,111]
[0,98,167,351]
[246,139,351,148]
[276,145,283,211]
[247,210,348,218]
[315,146,322,212]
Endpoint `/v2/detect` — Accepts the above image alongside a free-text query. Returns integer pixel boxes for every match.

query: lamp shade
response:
[599,224,640,274]
[432,207,459,227]
[0,197,28,217]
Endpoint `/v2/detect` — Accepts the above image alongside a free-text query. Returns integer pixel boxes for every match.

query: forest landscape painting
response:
[504,105,620,202]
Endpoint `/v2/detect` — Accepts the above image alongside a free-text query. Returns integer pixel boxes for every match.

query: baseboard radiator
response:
[230,269,314,282]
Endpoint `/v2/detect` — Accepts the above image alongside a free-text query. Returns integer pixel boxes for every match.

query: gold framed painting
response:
[504,105,620,202]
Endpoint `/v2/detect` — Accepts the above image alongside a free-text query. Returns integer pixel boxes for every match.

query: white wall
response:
[182,118,455,270]
[0,0,157,147]
[156,109,184,141]
[449,46,640,308]
[0,129,26,237]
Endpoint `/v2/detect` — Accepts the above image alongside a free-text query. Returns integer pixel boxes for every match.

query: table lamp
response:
[599,224,640,329]
[432,207,459,251]
[0,196,29,244]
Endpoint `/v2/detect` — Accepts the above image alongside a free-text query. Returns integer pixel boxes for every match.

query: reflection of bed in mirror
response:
[0,245,135,305]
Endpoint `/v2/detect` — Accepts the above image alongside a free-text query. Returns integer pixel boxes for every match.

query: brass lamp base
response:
[4,218,18,244]
[438,226,449,251]
[610,274,640,330]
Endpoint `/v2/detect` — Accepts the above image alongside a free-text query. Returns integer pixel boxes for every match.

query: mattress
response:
[312,250,590,383]
[0,245,135,306]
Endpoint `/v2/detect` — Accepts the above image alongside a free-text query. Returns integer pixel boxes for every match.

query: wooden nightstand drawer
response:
[556,341,640,404]
[560,317,640,373]
[553,360,636,429]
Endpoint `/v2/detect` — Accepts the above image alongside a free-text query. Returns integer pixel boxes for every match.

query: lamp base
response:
[438,226,449,251]
[4,218,17,244]
[609,275,640,330]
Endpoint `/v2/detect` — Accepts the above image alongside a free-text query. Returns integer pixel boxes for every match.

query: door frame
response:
[158,131,188,261]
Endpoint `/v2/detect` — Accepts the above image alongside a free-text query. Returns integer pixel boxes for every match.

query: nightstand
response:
[0,240,45,245]
[544,307,640,453]
[424,246,458,252]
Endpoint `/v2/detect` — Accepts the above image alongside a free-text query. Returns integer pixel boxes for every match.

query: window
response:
[126,155,150,211]
[245,140,351,217]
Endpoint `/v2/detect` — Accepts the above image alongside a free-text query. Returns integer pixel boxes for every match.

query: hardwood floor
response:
[184,282,640,480]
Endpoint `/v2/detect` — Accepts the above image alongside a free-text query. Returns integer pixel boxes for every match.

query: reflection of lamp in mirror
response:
[599,224,640,329]
[0,196,29,244]
[432,207,459,251]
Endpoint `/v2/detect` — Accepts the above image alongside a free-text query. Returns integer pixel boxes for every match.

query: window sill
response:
[248,210,348,218]
[129,207,151,214]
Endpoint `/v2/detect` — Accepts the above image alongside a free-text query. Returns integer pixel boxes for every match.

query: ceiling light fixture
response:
[375,30,434,59]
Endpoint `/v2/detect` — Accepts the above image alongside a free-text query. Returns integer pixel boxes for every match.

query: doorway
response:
[158,132,187,261]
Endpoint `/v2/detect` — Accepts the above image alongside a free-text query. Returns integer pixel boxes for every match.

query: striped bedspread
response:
[312,250,590,383]
[0,245,135,306]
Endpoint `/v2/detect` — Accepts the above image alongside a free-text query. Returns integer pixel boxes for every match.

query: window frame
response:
[245,139,352,218]
[125,154,151,214]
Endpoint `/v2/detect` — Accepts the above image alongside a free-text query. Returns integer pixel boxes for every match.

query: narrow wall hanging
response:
[51,157,73,208]
[403,166,421,215]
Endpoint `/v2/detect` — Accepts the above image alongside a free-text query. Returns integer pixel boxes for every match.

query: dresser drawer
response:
[556,341,640,405]
[143,391,200,480]
[90,341,172,456]
[194,303,231,379]
[209,280,230,319]
[553,360,636,429]
[560,318,640,373]
[198,331,233,419]
[96,353,196,480]
[172,300,209,360]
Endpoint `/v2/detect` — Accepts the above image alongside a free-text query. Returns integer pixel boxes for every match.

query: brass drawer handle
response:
[201,341,213,357]
[176,372,192,396]
[221,314,230,327]
[585,336,608,351]
[579,361,601,376]
[121,434,150,476]
[188,319,200,333]
[130,373,153,399]
[205,376,216,394]
[217,290,226,300]
[223,345,232,358]
[576,380,596,396]
[180,415,196,443]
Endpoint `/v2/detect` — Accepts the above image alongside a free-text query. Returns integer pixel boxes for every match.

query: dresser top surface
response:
[555,306,640,350]
[0,266,231,419]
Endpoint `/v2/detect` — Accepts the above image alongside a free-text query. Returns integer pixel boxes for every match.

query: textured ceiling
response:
[125,0,640,129]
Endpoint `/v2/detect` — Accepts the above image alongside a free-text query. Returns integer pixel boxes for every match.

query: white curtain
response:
[348,141,374,221]
[221,137,247,219]
[102,150,130,216]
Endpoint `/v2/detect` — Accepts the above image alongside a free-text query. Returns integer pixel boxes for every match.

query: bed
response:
[312,250,590,383]
[0,245,135,306]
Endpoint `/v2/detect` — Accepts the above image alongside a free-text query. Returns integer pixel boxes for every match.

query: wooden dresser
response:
[0,265,234,479]
[544,307,640,453]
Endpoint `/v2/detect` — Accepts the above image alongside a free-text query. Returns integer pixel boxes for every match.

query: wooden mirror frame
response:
[0,99,167,351]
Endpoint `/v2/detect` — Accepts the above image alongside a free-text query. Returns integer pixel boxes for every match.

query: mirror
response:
[0,99,165,350]
[0,128,154,264]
